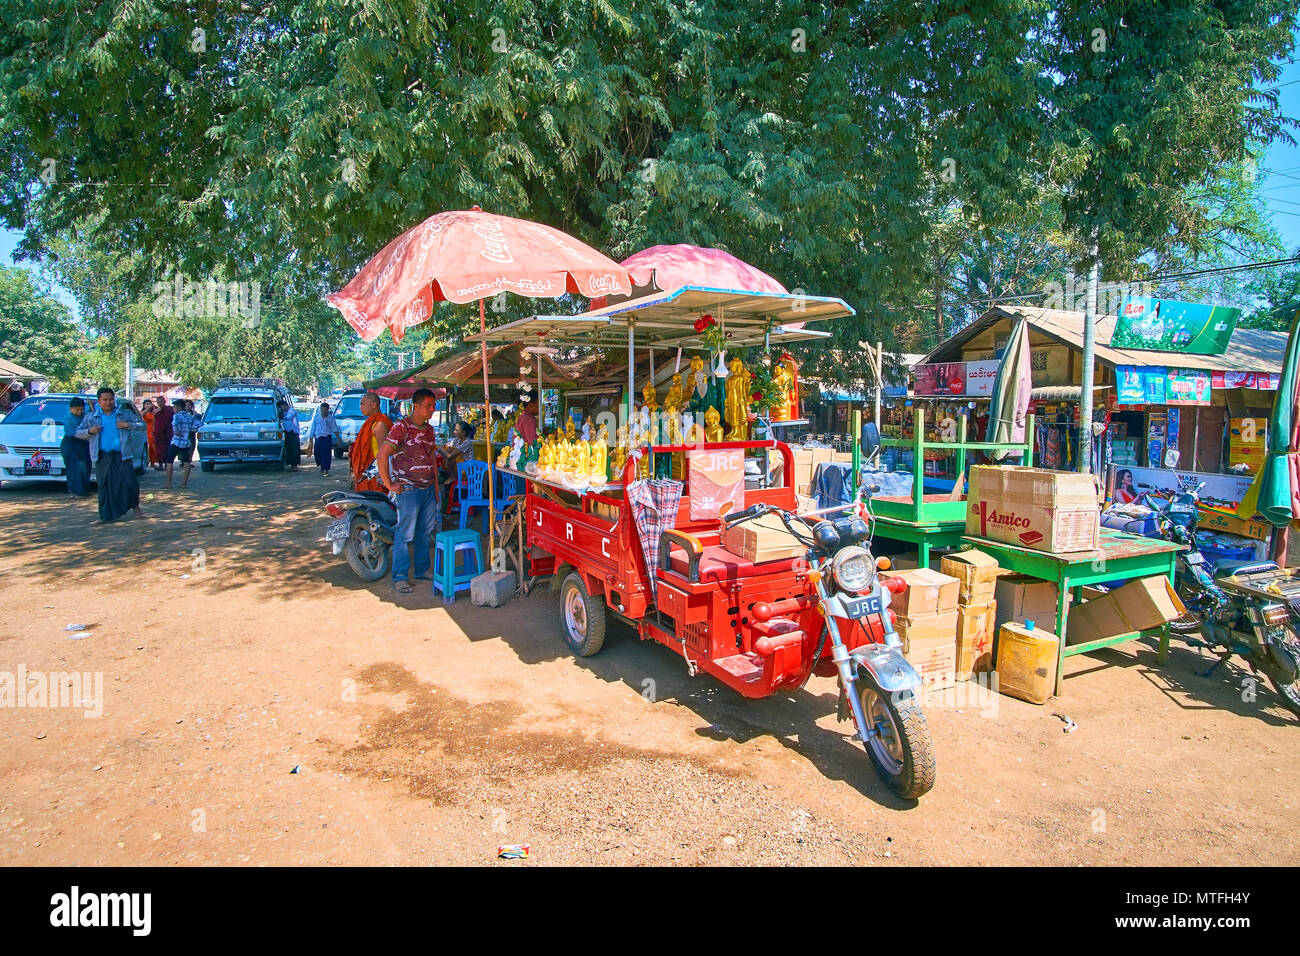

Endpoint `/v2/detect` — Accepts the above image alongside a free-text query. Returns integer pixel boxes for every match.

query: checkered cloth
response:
[627,477,684,599]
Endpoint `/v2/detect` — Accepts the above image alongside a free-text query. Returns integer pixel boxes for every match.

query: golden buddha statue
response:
[685,354,708,407]
[663,403,684,479]
[772,361,794,422]
[704,405,724,443]
[590,423,609,482]
[664,372,684,412]
[724,356,752,440]
[537,433,553,471]
[496,442,510,468]
[565,418,577,442]
[641,381,658,412]
[569,435,590,479]
[611,425,629,481]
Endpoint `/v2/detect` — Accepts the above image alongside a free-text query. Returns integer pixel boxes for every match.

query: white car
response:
[0,393,102,485]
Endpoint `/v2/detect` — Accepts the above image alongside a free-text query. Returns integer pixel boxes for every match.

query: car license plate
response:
[1186,552,1204,565]
[24,456,50,475]
[325,517,352,542]
[841,594,882,619]
[233,449,248,460]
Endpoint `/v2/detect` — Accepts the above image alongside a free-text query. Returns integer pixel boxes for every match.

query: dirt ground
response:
[0,462,1296,867]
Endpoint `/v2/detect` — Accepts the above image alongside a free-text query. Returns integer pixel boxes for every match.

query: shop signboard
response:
[1113,296,1240,354]
[1165,368,1212,405]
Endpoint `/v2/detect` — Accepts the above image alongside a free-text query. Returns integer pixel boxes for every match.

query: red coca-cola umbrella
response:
[326,208,632,557]
[590,243,786,310]
[326,208,632,343]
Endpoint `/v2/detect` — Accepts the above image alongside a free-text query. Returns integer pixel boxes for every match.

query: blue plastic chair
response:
[457,460,491,531]
[494,466,525,521]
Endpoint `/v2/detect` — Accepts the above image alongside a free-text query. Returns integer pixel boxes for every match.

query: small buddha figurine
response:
[569,434,590,479]
[537,434,553,471]
[565,418,577,443]
[496,442,511,468]
[724,355,752,440]
[704,405,724,443]
[684,410,704,447]
[590,423,609,482]
[685,354,708,410]
[611,425,629,480]
[641,381,658,412]
[772,361,794,422]
[663,403,684,479]
[664,372,684,412]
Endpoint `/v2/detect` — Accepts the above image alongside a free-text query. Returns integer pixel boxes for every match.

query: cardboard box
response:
[966,466,1101,553]
[895,608,959,646]
[941,550,1001,605]
[891,568,960,617]
[1195,504,1269,542]
[721,513,805,563]
[1065,576,1186,645]
[994,574,1068,631]
[955,600,996,680]
[902,634,957,691]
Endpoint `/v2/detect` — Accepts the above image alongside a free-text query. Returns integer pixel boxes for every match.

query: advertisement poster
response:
[1123,464,1254,507]
[914,360,999,397]
[1210,371,1280,390]
[1165,368,1212,405]
[686,448,744,520]
[1228,417,1267,474]
[1146,409,1167,468]
[1113,296,1240,354]
[1116,366,1168,405]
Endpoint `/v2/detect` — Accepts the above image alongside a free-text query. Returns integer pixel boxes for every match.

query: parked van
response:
[198,378,292,472]
[332,388,395,459]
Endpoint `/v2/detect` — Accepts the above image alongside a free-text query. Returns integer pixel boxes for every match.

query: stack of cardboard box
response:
[890,568,960,690]
[941,550,1000,681]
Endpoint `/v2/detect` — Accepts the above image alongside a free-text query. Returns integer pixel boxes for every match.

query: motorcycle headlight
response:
[831,546,874,593]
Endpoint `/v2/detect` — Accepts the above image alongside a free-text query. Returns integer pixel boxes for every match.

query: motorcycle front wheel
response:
[851,666,936,799]
[1264,626,1300,718]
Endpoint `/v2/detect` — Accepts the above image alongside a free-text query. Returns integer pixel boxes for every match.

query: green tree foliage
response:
[1,1,1297,386]
[0,263,83,387]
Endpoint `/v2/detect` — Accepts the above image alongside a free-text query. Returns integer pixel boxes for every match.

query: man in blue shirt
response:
[77,387,147,523]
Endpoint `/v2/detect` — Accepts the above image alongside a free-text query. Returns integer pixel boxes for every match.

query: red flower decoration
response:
[693,318,704,332]
[751,391,763,401]
[701,313,715,328]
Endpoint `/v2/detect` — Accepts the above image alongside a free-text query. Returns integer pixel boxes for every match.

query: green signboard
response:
[1112,296,1240,355]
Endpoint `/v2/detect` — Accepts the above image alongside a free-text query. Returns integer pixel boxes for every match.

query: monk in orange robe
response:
[351,392,392,491]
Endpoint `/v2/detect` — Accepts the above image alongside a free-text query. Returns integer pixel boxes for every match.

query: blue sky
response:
[6,52,1300,317]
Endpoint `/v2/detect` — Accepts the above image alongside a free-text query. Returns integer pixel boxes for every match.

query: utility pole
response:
[1078,243,1100,474]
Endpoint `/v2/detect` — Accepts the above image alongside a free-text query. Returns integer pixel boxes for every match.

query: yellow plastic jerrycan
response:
[995,620,1059,705]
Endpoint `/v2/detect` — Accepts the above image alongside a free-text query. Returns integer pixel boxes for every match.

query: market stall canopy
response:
[927,306,1286,374]
[0,357,40,380]
[364,344,580,392]
[591,244,786,310]
[325,209,633,343]
[464,287,851,349]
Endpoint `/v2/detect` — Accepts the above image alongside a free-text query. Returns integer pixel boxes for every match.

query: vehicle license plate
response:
[24,456,50,475]
[233,449,248,460]
[325,517,352,542]
[841,594,882,619]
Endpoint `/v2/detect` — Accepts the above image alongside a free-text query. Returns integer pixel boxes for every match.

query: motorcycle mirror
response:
[1164,449,1181,468]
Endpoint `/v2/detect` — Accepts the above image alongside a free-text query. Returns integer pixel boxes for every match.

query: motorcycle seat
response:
[350,491,394,502]
[665,545,801,585]
[1212,559,1279,579]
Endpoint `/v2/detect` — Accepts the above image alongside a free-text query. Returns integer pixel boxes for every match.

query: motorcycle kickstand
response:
[1199,648,1236,679]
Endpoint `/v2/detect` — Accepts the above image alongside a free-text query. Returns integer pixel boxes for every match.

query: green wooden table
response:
[958,530,1185,697]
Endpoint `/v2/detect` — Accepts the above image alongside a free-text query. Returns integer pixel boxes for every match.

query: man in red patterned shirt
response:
[377,387,442,593]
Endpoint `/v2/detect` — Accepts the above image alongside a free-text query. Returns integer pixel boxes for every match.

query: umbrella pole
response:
[480,298,495,563]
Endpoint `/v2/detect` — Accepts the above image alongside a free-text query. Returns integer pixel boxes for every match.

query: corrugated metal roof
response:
[926,306,1286,373]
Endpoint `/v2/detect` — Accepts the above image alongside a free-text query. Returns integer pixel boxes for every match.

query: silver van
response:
[197,378,291,472]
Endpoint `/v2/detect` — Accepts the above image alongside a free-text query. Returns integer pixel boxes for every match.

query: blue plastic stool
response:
[433,528,484,604]
[457,460,491,531]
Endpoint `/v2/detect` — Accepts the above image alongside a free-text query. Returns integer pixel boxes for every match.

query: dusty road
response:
[0,463,1296,866]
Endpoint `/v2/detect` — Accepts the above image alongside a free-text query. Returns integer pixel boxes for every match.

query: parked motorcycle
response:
[723,481,937,797]
[321,464,396,580]
[1117,452,1300,718]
